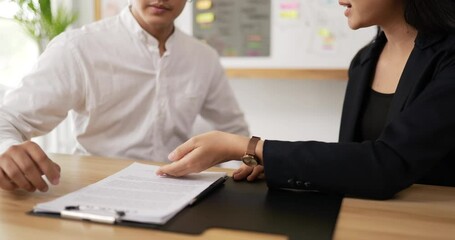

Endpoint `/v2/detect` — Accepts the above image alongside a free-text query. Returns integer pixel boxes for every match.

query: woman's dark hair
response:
[404,0,455,34]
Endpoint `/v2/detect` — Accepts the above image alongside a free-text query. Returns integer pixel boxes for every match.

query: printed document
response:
[33,162,226,224]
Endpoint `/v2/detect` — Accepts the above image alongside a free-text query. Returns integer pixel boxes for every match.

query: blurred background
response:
[0,0,367,166]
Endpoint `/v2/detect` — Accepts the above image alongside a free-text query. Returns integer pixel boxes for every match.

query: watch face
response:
[242,155,258,166]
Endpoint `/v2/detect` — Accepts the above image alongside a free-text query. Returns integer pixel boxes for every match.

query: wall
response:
[192,78,346,143]
[230,78,346,142]
[183,0,376,69]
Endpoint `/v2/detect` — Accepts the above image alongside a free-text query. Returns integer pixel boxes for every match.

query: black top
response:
[263,32,455,199]
[360,89,394,141]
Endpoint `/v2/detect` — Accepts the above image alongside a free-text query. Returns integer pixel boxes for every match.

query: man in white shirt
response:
[0,0,249,192]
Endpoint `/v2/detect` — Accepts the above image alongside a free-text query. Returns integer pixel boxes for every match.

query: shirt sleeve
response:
[199,58,250,137]
[0,34,85,153]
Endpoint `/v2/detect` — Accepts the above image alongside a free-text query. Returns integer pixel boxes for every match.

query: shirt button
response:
[287,179,295,185]
[295,180,303,187]
[304,181,311,188]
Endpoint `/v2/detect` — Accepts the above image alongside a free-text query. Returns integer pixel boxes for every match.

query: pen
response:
[189,176,227,206]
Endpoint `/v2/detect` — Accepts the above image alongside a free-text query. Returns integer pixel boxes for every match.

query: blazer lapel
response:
[339,35,385,142]
[386,34,444,123]
[339,60,375,142]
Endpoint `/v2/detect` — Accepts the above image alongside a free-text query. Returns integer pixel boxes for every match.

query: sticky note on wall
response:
[196,0,212,10]
[280,10,299,19]
[279,1,300,19]
[196,12,215,24]
[280,2,299,10]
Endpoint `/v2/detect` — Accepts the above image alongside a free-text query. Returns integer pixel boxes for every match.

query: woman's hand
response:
[157,131,249,177]
[232,164,265,181]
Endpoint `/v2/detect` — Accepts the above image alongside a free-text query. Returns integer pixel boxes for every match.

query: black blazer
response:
[263,32,455,199]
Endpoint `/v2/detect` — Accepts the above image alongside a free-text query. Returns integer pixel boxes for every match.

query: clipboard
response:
[30,178,342,240]
[31,175,228,225]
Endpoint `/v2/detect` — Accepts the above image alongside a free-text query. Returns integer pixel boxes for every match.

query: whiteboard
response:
[175,0,377,69]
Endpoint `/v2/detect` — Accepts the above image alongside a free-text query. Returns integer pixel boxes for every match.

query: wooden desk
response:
[1,154,454,240]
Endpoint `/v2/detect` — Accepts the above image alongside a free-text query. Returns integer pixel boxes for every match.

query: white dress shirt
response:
[0,8,249,161]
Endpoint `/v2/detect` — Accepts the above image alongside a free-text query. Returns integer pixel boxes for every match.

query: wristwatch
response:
[241,136,261,166]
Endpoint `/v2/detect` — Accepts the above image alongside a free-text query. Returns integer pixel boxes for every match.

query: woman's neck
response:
[381,17,418,54]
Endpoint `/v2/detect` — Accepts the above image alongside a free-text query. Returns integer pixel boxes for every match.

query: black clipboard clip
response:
[61,205,126,224]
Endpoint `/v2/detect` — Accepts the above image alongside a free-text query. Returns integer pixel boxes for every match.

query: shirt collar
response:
[120,6,179,54]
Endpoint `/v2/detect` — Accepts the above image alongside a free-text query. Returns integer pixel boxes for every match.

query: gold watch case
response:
[242,154,259,167]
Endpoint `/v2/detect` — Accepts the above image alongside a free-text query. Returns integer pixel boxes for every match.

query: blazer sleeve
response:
[263,45,455,200]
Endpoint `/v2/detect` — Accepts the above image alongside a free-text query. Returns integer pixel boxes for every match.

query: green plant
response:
[11,0,78,52]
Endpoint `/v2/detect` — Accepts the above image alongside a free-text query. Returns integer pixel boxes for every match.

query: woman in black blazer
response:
[158,0,455,199]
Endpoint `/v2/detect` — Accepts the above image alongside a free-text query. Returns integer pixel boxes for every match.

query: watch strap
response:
[246,136,260,156]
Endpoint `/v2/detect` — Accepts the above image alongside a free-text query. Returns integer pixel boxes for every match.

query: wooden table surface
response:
[1,154,454,240]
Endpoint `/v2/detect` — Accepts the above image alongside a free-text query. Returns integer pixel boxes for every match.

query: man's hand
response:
[0,141,60,192]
